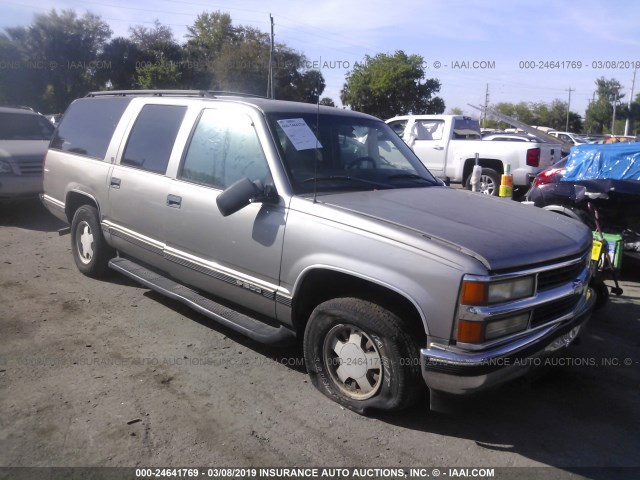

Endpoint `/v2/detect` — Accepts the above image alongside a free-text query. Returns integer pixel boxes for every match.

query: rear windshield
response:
[50,97,132,160]
[0,112,55,140]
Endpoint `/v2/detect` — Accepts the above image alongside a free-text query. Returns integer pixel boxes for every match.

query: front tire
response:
[70,205,113,278]
[303,298,422,414]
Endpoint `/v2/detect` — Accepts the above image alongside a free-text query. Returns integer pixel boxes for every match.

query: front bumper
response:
[0,174,42,198]
[421,287,595,395]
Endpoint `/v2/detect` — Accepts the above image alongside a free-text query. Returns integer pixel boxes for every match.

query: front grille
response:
[537,261,584,291]
[17,161,43,175]
[530,295,580,327]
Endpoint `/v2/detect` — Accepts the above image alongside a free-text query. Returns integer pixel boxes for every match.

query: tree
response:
[129,20,184,89]
[129,20,174,51]
[320,97,336,107]
[340,51,444,119]
[96,37,140,90]
[212,25,324,102]
[484,100,582,132]
[585,77,624,133]
[448,107,463,115]
[1,9,111,112]
[183,11,234,89]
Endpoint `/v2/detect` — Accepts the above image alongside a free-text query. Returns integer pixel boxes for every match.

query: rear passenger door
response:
[163,108,286,318]
[104,103,187,268]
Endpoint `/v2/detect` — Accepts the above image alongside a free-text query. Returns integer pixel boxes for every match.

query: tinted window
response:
[452,118,481,140]
[0,113,54,140]
[50,97,132,159]
[180,109,270,189]
[122,105,186,174]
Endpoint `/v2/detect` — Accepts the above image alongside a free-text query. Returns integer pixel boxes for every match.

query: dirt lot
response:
[1,199,639,478]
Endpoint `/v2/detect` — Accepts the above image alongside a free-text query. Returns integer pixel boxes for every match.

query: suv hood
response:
[0,140,49,163]
[318,187,591,271]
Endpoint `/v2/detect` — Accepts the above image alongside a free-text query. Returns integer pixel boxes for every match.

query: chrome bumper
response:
[421,287,595,395]
[0,175,42,198]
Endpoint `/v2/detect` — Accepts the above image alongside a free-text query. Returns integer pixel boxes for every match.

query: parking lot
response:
[1,199,639,478]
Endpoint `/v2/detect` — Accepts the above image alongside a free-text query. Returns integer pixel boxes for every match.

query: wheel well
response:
[65,191,99,223]
[462,158,504,184]
[291,269,426,343]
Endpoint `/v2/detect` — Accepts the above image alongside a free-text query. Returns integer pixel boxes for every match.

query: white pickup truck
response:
[386,115,562,195]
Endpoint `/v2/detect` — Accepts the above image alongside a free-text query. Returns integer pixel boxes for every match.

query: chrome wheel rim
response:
[323,324,382,400]
[480,174,497,195]
[76,221,94,265]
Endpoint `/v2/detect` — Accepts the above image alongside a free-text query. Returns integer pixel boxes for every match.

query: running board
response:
[108,257,295,345]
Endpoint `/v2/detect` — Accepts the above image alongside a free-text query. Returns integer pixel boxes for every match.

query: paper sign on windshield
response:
[277,118,323,151]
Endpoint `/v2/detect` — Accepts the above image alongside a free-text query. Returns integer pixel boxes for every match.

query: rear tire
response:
[70,205,113,278]
[466,168,501,196]
[303,297,422,414]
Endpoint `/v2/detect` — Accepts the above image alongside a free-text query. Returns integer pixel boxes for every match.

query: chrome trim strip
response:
[102,221,164,255]
[164,251,276,300]
[42,194,65,210]
[163,246,280,293]
[276,293,293,307]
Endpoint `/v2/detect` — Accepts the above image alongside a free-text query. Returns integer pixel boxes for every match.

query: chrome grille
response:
[537,260,585,291]
[17,161,43,175]
[530,295,581,327]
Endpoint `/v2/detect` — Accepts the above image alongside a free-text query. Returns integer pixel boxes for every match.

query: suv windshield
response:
[0,112,55,140]
[267,113,438,194]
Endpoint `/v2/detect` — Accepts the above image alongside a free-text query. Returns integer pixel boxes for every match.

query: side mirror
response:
[216,178,277,217]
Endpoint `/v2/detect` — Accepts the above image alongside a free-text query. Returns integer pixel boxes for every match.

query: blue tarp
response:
[563,143,640,181]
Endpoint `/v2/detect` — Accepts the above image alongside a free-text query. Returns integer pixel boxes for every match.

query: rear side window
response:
[50,97,132,159]
[121,104,187,175]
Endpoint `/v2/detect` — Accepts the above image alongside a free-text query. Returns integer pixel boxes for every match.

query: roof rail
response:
[2,105,37,112]
[207,91,267,99]
[86,90,214,98]
[85,90,268,99]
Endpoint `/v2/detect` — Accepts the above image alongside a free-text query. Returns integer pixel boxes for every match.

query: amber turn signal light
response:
[457,320,484,343]
[460,280,488,306]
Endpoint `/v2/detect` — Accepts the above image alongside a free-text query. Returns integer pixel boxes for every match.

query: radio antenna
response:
[313,65,321,204]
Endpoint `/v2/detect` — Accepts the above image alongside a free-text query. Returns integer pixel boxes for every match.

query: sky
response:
[3,0,640,120]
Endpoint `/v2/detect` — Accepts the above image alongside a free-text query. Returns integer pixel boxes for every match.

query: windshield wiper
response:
[386,173,435,183]
[301,175,391,188]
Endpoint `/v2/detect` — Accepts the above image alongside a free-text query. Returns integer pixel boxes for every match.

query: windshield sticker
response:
[277,118,323,151]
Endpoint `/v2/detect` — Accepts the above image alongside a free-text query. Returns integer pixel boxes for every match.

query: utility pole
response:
[611,92,619,135]
[482,84,489,128]
[267,14,275,99]
[624,67,637,136]
[565,87,574,132]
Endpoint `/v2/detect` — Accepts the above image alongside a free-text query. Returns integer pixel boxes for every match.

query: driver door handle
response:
[167,194,182,208]
[433,145,444,150]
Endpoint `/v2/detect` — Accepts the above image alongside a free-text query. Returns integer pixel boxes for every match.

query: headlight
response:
[460,276,535,306]
[0,160,13,173]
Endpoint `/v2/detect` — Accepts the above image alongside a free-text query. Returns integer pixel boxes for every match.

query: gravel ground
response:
[1,198,639,479]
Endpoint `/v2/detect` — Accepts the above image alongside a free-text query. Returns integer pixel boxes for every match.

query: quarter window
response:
[51,97,132,159]
[121,104,187,174]
[180,109,270,189]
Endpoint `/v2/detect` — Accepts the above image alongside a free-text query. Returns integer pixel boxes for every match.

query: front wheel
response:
[466,167,501,196]
[303,298,422,414]
[71,205,114,278]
